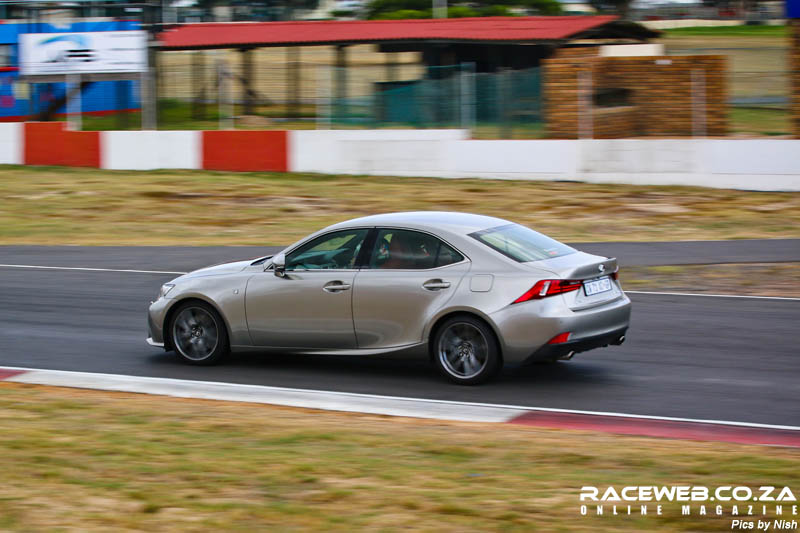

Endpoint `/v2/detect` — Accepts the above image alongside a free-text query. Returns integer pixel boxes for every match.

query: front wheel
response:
[169,301,229,365]
[432,316,501,385]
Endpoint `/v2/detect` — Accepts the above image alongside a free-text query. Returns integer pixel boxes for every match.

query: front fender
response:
[158,273,253,347]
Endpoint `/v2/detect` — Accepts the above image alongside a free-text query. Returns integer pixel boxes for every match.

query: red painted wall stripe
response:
[0,369,27,380]
[509,411,800,447]
[202,130,288,172]
[24,122,100,168]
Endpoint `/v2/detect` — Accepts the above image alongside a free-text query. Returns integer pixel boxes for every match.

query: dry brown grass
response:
[1,166,799,246]
[0,382,798,532]
[622,263,800,297]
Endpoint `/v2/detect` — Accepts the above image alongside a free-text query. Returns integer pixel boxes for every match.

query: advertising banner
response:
[19,31,147,76]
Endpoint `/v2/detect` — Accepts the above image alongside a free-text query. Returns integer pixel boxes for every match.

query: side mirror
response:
[272,253,286,278]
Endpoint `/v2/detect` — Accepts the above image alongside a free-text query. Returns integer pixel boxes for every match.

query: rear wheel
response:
[432,316,500,385]
[169,301,229,365]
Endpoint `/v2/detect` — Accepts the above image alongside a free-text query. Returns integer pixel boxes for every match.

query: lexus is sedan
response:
[147,212,631,384]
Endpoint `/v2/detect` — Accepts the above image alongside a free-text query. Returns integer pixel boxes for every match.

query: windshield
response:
[469,224,576,263]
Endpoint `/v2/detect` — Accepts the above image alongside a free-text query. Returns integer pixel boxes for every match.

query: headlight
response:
[158,283,175,299]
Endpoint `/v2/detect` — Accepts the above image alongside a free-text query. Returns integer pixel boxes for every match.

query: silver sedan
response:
[147,212,631,384]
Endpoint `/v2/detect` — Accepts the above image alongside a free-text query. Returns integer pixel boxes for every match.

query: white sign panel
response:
[19,31,147,76]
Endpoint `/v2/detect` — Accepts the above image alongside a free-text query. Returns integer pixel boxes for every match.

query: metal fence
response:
[665,44,791,135]
[324,64,543,137]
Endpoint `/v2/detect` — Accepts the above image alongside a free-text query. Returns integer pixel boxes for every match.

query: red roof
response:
[158,16,620,50]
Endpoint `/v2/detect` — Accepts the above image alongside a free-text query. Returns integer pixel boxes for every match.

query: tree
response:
[364,0,562,20]
[586,0,632,19]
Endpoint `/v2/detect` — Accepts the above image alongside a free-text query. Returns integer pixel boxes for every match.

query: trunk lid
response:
[522,251,622,310]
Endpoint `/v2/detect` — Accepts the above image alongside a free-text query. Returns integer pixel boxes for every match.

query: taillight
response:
[611,269,619,280]
[547,332,571,344]
[512,279,583,304]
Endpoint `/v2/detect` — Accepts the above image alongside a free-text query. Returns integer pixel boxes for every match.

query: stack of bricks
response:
[792,20,800,139]
[543,55,728,139]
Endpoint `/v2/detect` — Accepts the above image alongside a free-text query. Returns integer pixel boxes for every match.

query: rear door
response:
[352,228,470,349]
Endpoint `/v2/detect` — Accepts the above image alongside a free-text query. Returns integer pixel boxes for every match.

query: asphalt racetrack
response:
[1,240,798,427]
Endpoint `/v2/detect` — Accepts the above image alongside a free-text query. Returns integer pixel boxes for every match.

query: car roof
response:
[328,211,511,235]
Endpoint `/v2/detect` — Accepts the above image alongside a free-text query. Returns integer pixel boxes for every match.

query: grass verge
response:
[662,25,787,37]
[730,107,791,136]
[1,166,799,246]
[0,382,798,532]
[622,263,800,297]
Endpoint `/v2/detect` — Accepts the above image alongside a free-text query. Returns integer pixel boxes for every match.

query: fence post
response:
[141,70,156,130]
[66,73,81,131]
[218,59,234,130]
[498,68,511,139]
[316,65,331,130]
[691,69,707,137]
[460,62,475,134]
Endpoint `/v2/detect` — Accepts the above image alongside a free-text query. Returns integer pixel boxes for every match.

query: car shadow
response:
[144,349,619,390]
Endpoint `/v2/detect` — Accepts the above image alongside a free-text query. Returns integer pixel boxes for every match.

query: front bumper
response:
[147,298,170,349]
[146,337,165,348]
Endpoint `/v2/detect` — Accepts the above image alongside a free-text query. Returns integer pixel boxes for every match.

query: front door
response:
[245,228,369,349]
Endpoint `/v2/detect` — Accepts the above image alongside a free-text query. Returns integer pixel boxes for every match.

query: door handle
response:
[323,281,352,293]
[423,279,451,291]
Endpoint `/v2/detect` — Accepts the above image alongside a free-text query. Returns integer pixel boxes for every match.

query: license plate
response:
[583,276,612,296]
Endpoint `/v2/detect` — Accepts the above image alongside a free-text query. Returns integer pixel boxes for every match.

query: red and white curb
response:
[2,366,800,447]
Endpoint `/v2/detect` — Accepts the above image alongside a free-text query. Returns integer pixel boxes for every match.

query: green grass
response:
[0,383,798,531]
[730,107,791,136]
[80,99,319,131]
[1,166,799,246]
[663,25,788,37]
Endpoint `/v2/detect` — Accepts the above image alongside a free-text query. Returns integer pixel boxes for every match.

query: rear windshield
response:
[469,224,576,263]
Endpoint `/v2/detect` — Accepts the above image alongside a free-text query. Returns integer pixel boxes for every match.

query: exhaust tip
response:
[611,335,626,346]
[558,351,576,361]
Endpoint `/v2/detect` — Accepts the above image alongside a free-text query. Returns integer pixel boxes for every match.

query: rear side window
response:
[470,224,575,263]
[370,229,464,270]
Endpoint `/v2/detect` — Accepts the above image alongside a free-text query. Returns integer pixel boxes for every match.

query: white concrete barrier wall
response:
[446,140,578,179]
[290,132,800,191]
[0,123,23,165]
[289,129,469,175]
[101,130,201,170]
[8,125,798,191]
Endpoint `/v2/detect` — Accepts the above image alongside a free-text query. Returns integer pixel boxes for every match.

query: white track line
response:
[0,264,796,301]
[2,366,799,431]
[0,264,186,275]
[626,290,800,301]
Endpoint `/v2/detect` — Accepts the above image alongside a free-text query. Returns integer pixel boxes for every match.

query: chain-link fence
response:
[150,48,545,137]
[324,64,543,137]
[666,44,791,136]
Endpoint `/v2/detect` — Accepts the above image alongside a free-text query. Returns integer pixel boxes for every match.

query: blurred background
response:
[0,0,793,138]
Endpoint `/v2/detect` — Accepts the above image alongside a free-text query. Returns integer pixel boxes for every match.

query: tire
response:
[168,300,229,365]
[431,315,501,385]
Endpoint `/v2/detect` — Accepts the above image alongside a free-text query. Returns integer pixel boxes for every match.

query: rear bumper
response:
[523,327,627,364]
[489,292,631,364]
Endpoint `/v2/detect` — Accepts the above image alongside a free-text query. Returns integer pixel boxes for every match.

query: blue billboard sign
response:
[788,0,800,18]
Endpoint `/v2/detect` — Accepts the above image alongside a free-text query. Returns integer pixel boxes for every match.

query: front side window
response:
[369,229,464,270]
[286,229,368,271]
[470,224,575,263]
